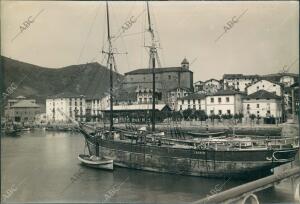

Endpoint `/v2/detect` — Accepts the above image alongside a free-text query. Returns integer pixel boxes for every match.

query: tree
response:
[250,114,256,125]
[183,109,193,120]
[194,110,207,124]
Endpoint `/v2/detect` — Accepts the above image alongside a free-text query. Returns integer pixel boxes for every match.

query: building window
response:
[210,98,214,103]
[193,99,195,104]
[226,97,229,102]
[188,100,190,104]
[227,110,231,114]
[180,105,182,110]
[182,100,184,104]
[218,110,222,115]
[210,110,214,114]
[198,99,201,104]
[257,86,259,90]
[257,104,259,108]
[75,101,77,106]
[193,105,196,109]
[218,98,221,103]
[168,75,171,79]
[188,105,190,109]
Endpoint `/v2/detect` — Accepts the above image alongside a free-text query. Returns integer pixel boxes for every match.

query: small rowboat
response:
[186,131,226,138]
[78,154,113,170]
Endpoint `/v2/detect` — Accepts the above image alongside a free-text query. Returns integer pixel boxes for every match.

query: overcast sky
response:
[1,1,299,81]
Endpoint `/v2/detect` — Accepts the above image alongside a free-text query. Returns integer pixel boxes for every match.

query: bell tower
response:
[181,57,189,69]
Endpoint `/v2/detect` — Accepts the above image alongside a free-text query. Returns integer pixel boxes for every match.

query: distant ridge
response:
[1,56,124,103]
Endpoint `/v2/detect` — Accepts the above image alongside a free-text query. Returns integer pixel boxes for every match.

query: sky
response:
[1,1,299,81]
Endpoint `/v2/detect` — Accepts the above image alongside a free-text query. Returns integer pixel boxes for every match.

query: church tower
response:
[181,57,189,69]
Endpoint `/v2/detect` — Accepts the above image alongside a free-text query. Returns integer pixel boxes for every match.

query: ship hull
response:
[84,136,298,179]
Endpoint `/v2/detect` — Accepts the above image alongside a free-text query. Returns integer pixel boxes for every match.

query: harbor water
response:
[1,129,299,203]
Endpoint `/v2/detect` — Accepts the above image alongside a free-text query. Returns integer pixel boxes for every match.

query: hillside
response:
[1,56,124,103]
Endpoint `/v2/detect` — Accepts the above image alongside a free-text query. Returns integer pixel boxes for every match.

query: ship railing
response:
[194,137,300,151]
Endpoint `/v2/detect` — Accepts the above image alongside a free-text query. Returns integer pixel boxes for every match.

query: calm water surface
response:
[1,129,299,203]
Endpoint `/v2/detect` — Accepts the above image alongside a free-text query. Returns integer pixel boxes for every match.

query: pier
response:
[192,166,300,204]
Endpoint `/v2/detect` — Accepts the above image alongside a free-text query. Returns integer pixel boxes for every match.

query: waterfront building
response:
[5,96,41,123]
[123,58,193,92]
[205,90,243,116]
[223,74,260,92]
[246,79,282,96]
[46,93,86,122]
[114,87,137,105]
[167,87,192,110]
[290,82,299,120]
[102,104,171,123]
[136,86,162,104]
[242,90,282,119]
[177,93,206,111]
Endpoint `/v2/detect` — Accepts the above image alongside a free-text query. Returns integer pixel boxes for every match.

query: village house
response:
[5,96,41,123]
[193,80,204,92]
[177,93,206,111]
[205,90,243,116]
[246,79,282,96]
[223,74,260,92]
[242,90,282,119]
[167,87,191,110]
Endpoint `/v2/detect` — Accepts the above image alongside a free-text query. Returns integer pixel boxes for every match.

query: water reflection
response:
[1,129,298,203]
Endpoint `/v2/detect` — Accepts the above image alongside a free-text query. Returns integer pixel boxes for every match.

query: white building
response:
[46,94,86,122]
[243,90,282,119]
[205,90,243,116]
[223,74,259,92]
[193,81,204,92]
[167,87,191,110]
[280,75,295,87]
[202,79,221,94]
[136,87,162,104]
[177,93,206,111]
[246,79,282,96]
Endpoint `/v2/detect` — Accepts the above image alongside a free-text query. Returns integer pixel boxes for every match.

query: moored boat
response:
[78,154,113,170]
[78,2,299,179]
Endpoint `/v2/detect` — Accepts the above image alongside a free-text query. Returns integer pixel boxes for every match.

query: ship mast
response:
[146,1,158,132]
[105,1,114,132]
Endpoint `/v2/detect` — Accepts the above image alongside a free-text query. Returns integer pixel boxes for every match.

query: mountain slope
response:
[1,56,123,103]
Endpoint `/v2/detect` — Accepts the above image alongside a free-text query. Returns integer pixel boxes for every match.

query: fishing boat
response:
[78,154,113,170]
[79,2,299,178]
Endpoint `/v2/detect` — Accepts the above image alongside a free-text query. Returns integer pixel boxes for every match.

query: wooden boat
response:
[78,154,113,170]
[78,2,299,179]
[186,131,226,137]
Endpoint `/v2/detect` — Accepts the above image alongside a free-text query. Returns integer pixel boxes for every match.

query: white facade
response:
[246,80,282,96]
[243,99,282,118]
[205,93,243,116]
[177,94,206,111]
[46,96,86,122]
[223,75,259,92]
[280,75,295,87]
[167,88,191,110]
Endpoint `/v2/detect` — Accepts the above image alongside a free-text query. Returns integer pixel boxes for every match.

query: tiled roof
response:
[244,90,281,100]
[11,100,40,108]
[105,104,170,111]
[223,74,259,79]
[208,89,241,96]
[204,78,220,83]
[244,79,283,89]
[48,92,86,99]
[125,67,192,75]
[179,93,206,100]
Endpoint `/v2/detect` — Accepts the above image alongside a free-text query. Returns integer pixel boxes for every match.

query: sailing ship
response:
[79,2,299,178]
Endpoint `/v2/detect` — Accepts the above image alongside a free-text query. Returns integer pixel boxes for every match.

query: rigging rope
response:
[77,5,101,64]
